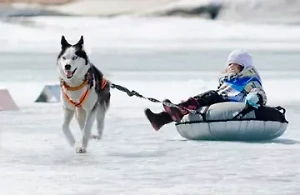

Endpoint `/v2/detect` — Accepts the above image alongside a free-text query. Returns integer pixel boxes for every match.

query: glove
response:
[245,92,261,109]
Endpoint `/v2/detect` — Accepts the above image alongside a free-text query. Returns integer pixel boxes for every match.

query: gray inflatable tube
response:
[175,102,288,141]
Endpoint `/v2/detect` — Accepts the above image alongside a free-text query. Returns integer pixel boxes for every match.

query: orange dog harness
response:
[61,77,108,107]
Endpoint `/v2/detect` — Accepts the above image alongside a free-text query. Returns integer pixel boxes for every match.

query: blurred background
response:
[1,0,300,53]
[1,0,300,22]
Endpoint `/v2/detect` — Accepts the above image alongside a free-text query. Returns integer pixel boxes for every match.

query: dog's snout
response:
[65,64,71,70]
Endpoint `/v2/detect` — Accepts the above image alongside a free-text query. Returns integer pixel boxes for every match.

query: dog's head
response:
[57,36,90,80]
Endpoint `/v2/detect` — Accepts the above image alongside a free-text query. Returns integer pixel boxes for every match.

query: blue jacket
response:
[216,67,267,105]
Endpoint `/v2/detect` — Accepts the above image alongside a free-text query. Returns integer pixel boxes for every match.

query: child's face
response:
[226,63,243,74]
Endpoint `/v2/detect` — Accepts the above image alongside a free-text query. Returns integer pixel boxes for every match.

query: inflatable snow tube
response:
[175,102,288,141]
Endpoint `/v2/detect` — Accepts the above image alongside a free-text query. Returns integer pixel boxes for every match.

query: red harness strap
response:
[63,87,90,107]
[61,77,108,107]
[61,80,90,107]
[100,77,108,90]
[61,80,88,91]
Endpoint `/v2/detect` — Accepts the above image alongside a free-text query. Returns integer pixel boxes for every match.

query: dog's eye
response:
[72,56,78,60]
[62,56,66,60]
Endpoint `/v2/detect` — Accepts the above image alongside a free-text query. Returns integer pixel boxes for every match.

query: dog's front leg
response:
[62,108,75,147]
[75,107,86,132]
[76,107,97,153]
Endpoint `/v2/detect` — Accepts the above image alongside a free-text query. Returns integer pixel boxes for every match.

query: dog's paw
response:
[76,147,86,153]
[90,135,101,140]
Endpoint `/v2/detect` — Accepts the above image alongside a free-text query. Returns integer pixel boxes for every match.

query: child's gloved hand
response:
[245,92,262,109]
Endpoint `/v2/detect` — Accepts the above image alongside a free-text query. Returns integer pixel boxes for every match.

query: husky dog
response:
[57,35,110,153]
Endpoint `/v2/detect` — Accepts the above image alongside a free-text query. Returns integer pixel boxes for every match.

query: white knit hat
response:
[227,49,252,69]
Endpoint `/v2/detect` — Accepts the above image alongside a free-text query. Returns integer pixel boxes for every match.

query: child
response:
[145,49,267,131]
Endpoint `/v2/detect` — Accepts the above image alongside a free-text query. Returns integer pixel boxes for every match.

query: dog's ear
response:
[75,35,84,47]
[61,36,71,49]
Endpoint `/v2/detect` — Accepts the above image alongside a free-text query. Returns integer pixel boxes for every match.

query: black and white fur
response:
[57,35,110,153]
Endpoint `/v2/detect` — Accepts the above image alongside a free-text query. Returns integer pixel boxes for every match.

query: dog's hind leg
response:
[62,108,75,147]
[76,107,97,153]
[94,104,107,140]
